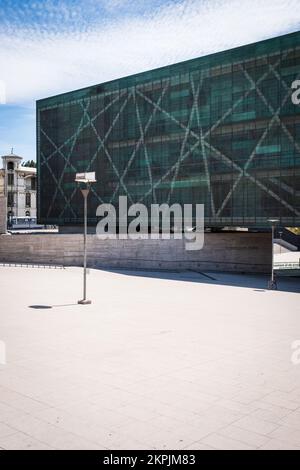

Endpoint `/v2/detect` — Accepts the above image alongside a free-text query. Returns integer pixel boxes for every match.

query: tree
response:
[287,227,300,235]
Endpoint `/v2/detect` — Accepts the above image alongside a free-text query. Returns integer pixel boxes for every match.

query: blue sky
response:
[0,0,300,161]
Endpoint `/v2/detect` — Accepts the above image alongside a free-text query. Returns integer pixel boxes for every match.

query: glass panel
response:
[37,31,300,228]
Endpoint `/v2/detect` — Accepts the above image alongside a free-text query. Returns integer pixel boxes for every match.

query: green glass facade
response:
[37,31,300,228]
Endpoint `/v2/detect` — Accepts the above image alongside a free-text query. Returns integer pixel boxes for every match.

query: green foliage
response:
[287,227,300,235]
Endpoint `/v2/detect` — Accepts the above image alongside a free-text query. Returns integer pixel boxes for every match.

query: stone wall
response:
[0,196,6,234]
[0,232,271,273]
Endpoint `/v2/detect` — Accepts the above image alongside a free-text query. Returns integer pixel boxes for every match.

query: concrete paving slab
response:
[0,266,299,449]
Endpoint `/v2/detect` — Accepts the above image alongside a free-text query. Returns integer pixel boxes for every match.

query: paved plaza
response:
[0,265,300,450]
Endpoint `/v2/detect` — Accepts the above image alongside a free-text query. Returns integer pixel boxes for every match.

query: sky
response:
[0,0,300,161]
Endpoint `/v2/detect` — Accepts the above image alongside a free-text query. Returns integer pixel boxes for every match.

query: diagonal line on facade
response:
[215,65,300,218]
[40,94,119,218]
[40,151,77,218]
[135,76,261,206]
[206,140,300,217]
[48,100,91,218]
[134,92,156,202]
[60,92,133,215]
[203,53,286,139]
[244,64,300,154]
[193,73,216,216]
[39,45,299,224]
[267,65,300,156]
[111,83,169,204]
[138,139,202,203]
[40,91,125,168]
[90,186,105,206]
[270,177,300,197]
[167,74,203,205]
[215,93,287,216]
[86,92,132,172]
[136,54,297,217]
[134,91,157,204]
[135,53,282,183]
[88,91,134,203]
[40,131,78,217]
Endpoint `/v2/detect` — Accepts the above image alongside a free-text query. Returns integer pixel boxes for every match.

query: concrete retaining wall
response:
[0,232,271,273]
[0,196,6,234]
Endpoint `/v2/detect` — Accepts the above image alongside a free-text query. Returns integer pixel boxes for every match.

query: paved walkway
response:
[0,266,300,450]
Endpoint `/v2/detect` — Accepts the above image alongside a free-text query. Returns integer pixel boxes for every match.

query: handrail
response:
[275,228,300,250]
[0,262,65,269]
[274,261,300,269]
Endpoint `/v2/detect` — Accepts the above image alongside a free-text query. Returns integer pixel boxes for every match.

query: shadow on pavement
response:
[103,268,300,293]
[29,303,79,309]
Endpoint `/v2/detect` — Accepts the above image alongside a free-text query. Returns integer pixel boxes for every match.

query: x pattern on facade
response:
[38,32,300,227]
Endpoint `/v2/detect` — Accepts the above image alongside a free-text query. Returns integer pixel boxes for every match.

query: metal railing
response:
[275,228,300,250]
[0,262,65,269]
[274,261,300,270]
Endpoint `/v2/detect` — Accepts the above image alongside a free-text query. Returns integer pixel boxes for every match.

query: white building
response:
[0,150,37,223]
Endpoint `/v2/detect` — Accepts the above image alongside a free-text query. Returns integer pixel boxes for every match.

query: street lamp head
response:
[75,172,96,184]
[268,218,279,224]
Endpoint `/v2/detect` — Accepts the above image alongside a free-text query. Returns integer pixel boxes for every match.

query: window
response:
[7,174,14,186]
[7,162,14,170]
[31,177,36,190]
[7,192,14,207]
[25,193,31,207]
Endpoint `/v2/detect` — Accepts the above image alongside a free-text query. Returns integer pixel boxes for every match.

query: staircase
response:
[275,228,300,251]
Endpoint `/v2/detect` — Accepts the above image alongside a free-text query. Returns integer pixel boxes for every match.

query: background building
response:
[0,150,37,223]
[37,31,300,229]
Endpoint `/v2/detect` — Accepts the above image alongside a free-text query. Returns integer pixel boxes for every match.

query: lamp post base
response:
[78,299,92,305]
[268,280,277,290]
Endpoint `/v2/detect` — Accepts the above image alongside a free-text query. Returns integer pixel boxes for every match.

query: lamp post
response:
[75,172,96,305]
[268,218,279,290]
[279,230,283,255]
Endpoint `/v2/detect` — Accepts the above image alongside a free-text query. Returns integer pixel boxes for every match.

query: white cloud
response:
[0,0,299,105]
